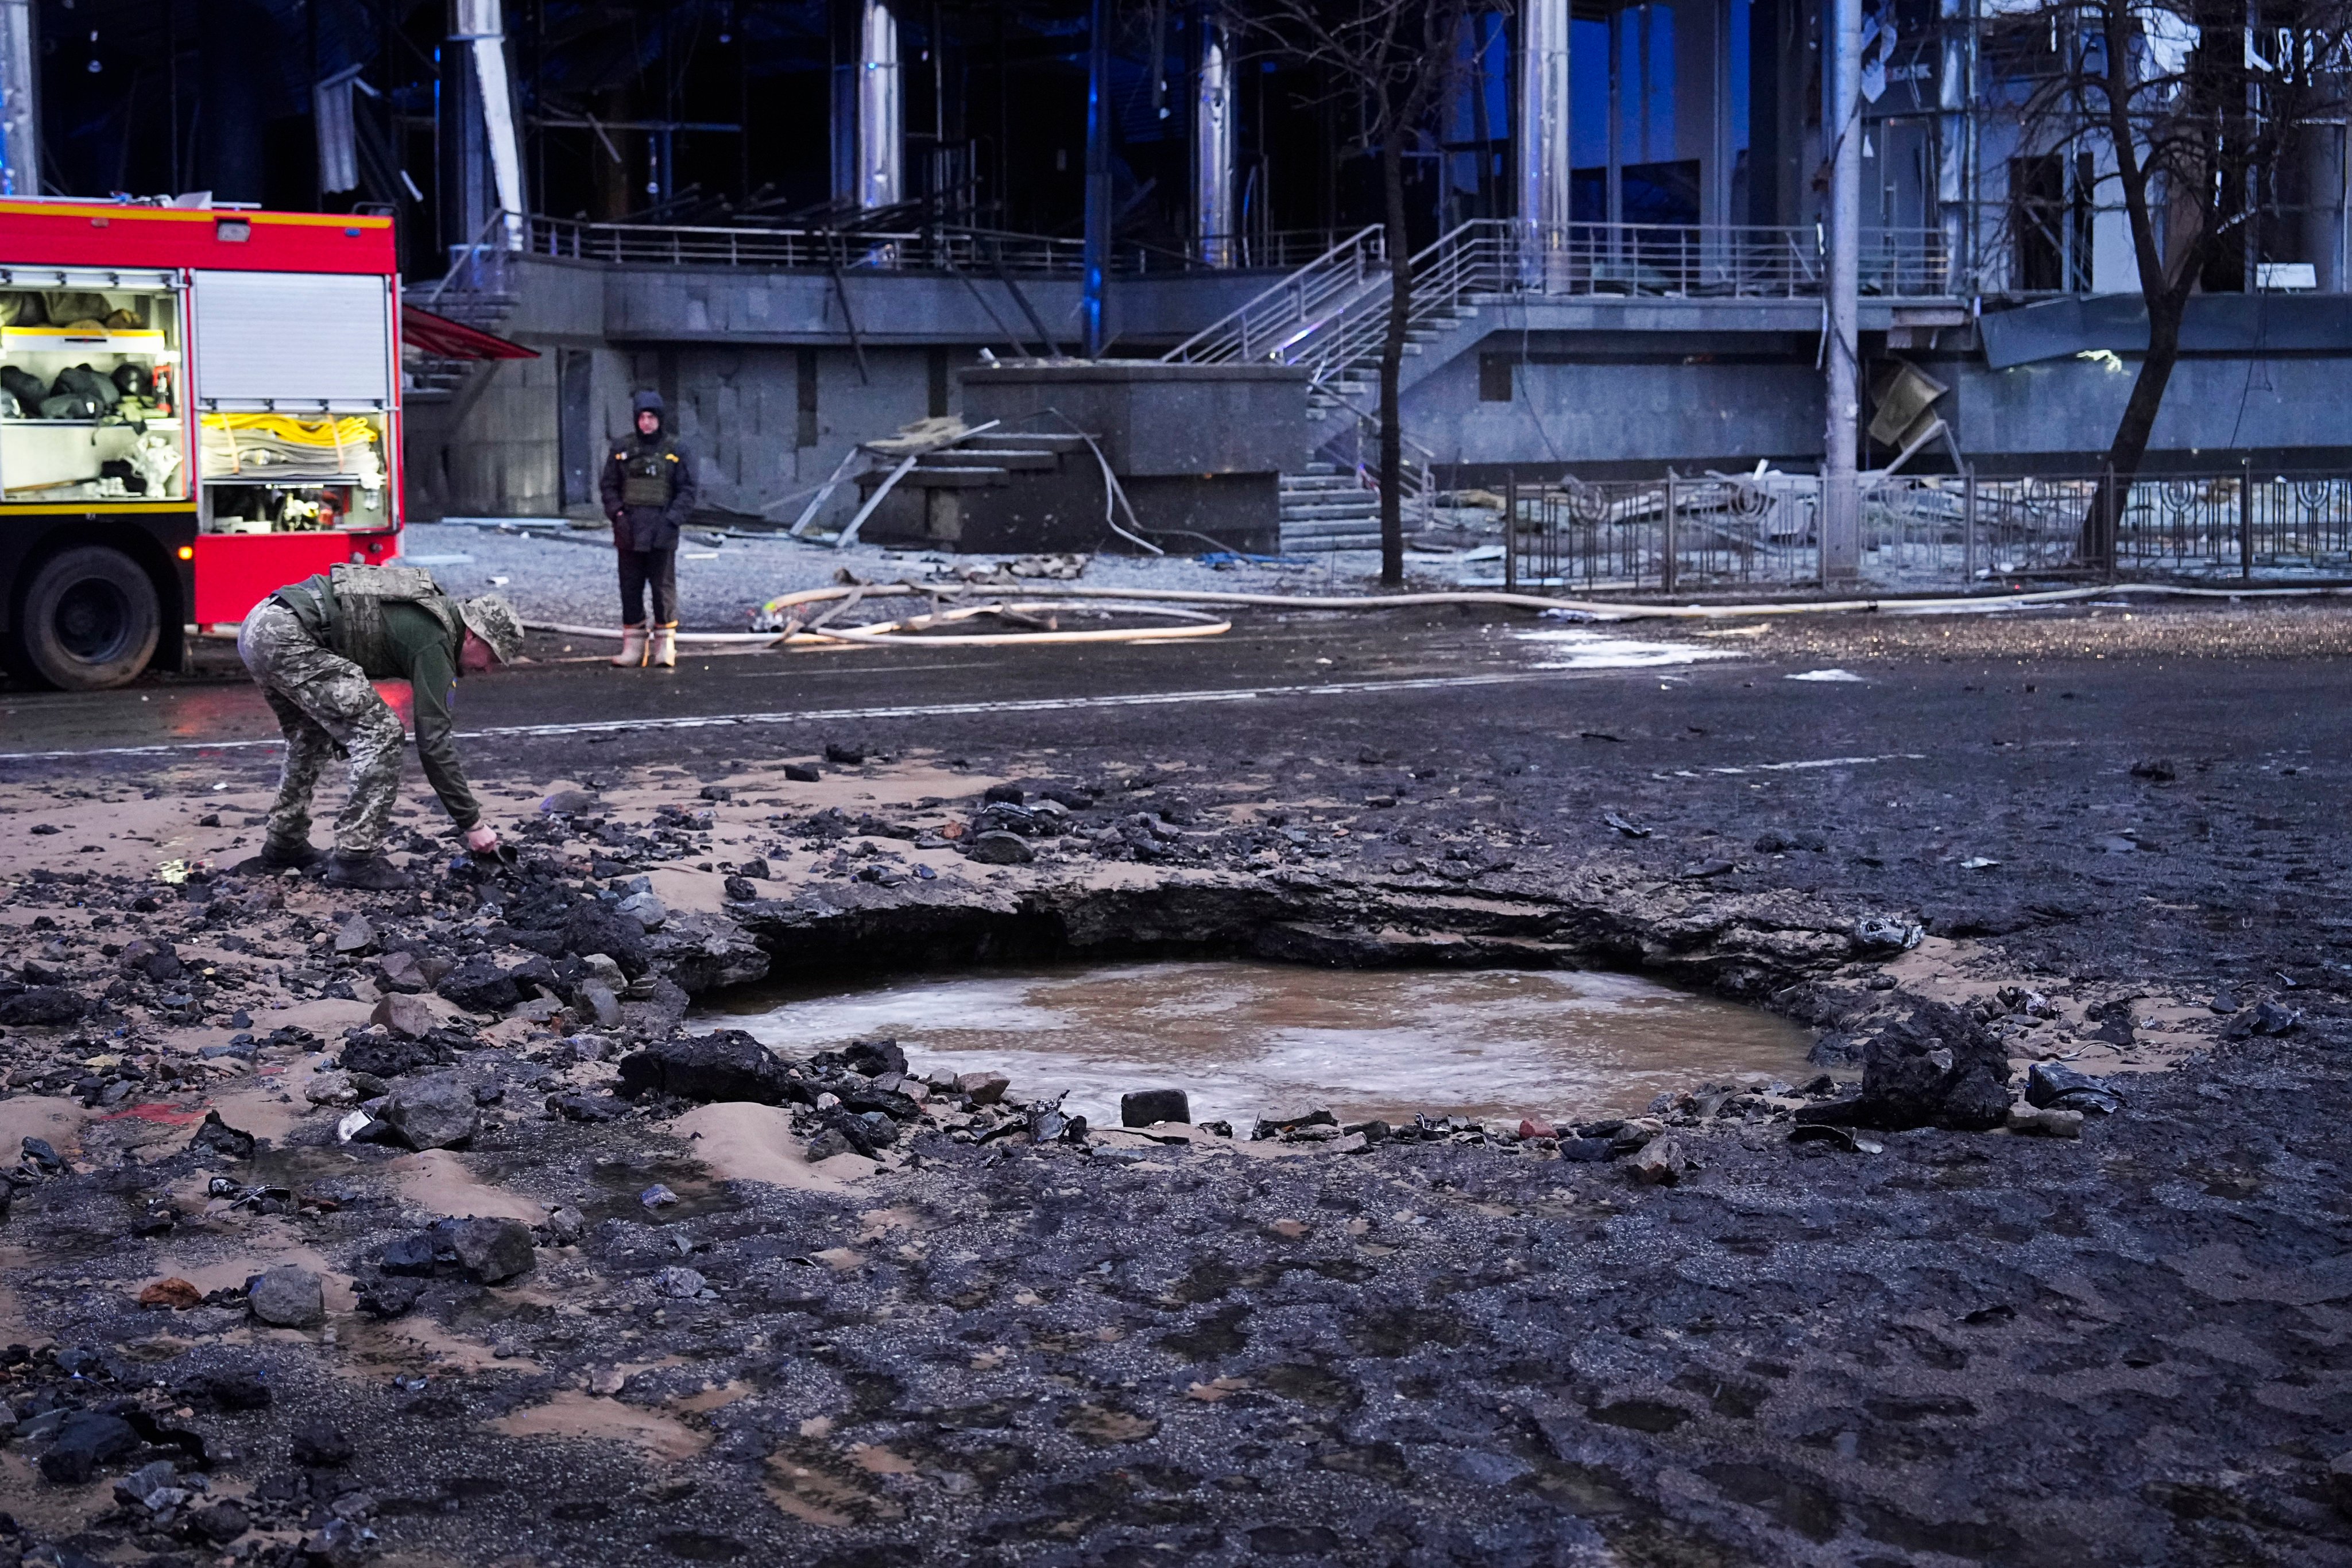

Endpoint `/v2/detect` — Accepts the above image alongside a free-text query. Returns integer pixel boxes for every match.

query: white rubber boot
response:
[610,626,647,667]
[650,625,678,668]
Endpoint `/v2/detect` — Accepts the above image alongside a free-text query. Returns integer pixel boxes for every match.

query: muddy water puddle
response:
[711,962,1813,1128]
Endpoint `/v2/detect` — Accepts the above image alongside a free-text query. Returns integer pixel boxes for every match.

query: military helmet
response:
[458,594,525,664]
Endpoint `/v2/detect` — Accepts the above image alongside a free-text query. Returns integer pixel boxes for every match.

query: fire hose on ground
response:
[516,578,2352,650]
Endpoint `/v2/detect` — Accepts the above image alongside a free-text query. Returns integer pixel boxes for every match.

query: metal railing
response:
[1500,467,2352,594]
[1158,227,1388,366]
[1165,217,1953,398]
[520,214,1106,274]
[1512,221,1949,299]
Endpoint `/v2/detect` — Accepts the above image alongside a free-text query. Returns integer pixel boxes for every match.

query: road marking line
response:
[0,670,1573,762]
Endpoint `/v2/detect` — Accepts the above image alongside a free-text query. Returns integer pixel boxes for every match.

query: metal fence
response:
[1499,469,2352,594]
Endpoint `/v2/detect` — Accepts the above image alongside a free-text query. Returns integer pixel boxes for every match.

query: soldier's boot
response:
[235,837,324,876]
[611,625,648,668]
[650,625,678,668]
[322,851,415,892]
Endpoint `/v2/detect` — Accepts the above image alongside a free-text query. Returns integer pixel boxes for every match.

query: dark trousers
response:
[618,547,678,626]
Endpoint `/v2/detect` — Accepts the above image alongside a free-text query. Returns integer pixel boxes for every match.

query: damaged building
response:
[22,0,2352,544]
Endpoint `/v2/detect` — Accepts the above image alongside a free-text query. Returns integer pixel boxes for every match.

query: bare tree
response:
[1994,0,2352,568]
[1217,0,1489,586]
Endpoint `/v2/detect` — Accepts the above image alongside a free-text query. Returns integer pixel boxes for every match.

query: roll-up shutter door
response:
[191,270,392,410]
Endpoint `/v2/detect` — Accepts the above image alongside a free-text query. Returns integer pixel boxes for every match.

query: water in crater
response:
[707,961,1814,1129]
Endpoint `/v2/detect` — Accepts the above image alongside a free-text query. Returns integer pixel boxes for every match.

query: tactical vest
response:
[618,439,680,508]
[284,563,460,669]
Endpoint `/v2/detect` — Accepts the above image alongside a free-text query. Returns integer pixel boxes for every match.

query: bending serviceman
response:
[237,563,524,892]
[600,389,701,668]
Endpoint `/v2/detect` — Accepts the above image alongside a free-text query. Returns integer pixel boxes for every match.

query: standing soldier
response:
[237,564,524,891]
[601,389,700,668]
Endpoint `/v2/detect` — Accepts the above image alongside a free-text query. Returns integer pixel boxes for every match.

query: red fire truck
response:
[0,199,404,690]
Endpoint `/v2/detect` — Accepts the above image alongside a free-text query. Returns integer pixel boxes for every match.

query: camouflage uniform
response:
[237,599,407,857]
[235,568,518,862]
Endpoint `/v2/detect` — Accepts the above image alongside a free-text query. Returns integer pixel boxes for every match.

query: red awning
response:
[400,303,539,361]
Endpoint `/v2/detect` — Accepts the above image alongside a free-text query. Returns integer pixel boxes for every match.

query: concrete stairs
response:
[404,285,525,406]
[1305,305,1482,424]
[885,431,1086,493]
[1279,464,1383,552]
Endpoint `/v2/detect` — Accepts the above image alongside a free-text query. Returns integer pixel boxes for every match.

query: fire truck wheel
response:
[17,545,161,691]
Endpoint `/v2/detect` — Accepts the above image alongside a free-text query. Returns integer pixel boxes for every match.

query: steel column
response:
[1518,0,1571,245]
[857,0,902,208]
[1195,17,1235,265]
[1936,0,1971,289]
[1083,0,1111,355]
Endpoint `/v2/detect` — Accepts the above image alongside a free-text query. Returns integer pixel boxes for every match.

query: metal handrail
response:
[1159,225,1389,366]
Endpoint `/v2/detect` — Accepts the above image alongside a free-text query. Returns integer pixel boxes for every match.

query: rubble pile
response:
[0,747,2338,1567]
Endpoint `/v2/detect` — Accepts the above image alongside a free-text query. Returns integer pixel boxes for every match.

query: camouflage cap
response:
[458,594,525,664]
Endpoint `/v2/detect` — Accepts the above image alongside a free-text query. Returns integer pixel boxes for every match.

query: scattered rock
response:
[784,763,821,783]
[332,915,377,956]
[38,1410,138,1484]
[117,937,184,982]
[1518,1117,1557,1140]
[192,1110,256,1161]
[617,1031,792,1104]
[1629,1136,1686,1185]
[188,1500,252,1543]
[0,985,87,1025]
[436,953,522,1013]
[842,1037,908,1078]
[2129,758,2177,782]
[548,1090,629,1123]
[651,1266,708,1299]
[1121,1088,1191,1126]
[371,992,436,1040]
[304,1071,358,1106]
[562,906,648,973]
[806,1128,856,1161]
[355,1277,423,1319]
[956,1071,1011,1105]
[2025,1061,2124,1116]
[439,1217,536,1284]
[575,981,624,1030]
[380,1074,481,1151]
[1795,1001,2011,1132]
[247,1265,327,1327]
[723,875,759,901]
[544,1206,589,1245]
[542,789,602,815]
[376,951,427,992]
[617,891,669,931]
[967,830,1035,865]
[823,741,866,765]
[291,1422,354,1467]
[2247,998,2301,1036]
